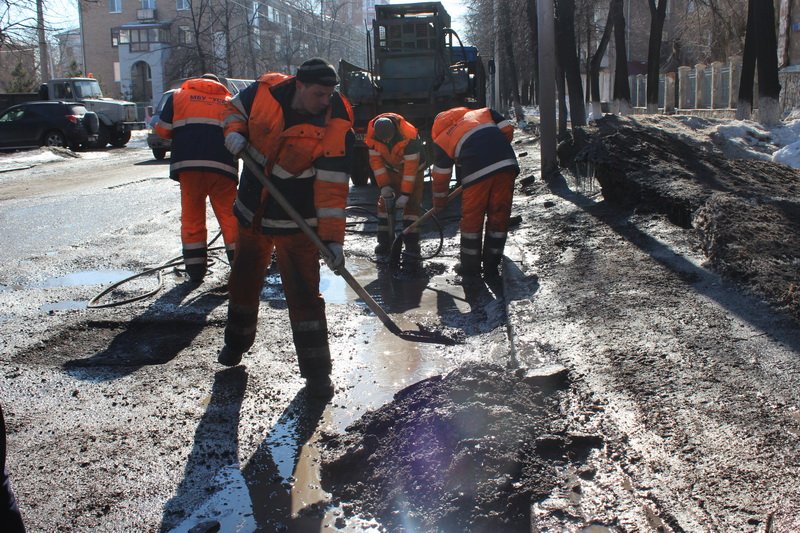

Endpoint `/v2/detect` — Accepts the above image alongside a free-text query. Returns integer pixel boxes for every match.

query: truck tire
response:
[92,124,111,148]
[111,130,132,148]
[152,148,167,160]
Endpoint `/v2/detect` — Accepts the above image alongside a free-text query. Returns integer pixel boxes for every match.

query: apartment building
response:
[79,0,367,108]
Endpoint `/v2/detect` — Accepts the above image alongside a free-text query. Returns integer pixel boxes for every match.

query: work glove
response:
[224,132,247,156]
[395,194,409,209]
[324,242,345,272]
[380,186,394,199]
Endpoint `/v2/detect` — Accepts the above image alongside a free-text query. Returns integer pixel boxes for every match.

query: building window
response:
[111,28,120,47]
[114,62,121,82]
[109,0,122,13]
[250,1,260,27]
[178,26,193,45]
[252,26,261,49]
[176,0,189,10]
[141,0,155,9]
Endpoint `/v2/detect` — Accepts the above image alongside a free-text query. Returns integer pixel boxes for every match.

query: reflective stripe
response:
[432,165,452,175]
[404,153,419,161]
[462,232,481,239]
[318,207,346,218]
[293,320,326,332]
[487,231,507,239]
[455,122,495,158]
[226,243,236,251]
[368,150,381,156]
[462,248,480,256]
[402,174,415,183]
[156,120,173,131]
[223,113,247,127]
[272,164,315,179]
[403,214,419,222]
[497,119,514,129]
[184,257,206,265]
[235,197,255,222]
[262,217,318,229]
[173,159,238,175]
[173,117,224,128]
[373,167,387,176]
[486,246,504,254]
[316,169,349,184]
[183,241,206,250]
[461,159,518,186]
[433,191,448,198]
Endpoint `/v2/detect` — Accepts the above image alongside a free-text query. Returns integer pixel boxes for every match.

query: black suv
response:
[0,101,99,151]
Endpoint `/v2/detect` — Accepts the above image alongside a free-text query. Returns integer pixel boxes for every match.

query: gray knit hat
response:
[373,117,396,142]
[296,58,339,87]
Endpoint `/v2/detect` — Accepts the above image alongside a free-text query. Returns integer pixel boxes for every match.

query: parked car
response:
[147,77,253,160]
[0,101,99,151]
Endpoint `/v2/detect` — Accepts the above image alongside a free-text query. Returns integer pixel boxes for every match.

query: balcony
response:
[137,8,156,20]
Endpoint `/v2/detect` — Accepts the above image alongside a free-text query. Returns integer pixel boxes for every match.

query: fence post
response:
[678,66,691,109]
[729,55,741,109]
[664,72,676,114]
[695,63,706,109]
[710,61,723,109]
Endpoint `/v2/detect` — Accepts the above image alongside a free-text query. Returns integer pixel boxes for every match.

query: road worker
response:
[431,107,518,279]
[154,73,238,282]
[364,113,425,269]
[217,58,354,399]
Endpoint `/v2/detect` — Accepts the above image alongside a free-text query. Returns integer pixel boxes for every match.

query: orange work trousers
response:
[179,170,238,279]
[459,169,517,275]
[225,227,331,379]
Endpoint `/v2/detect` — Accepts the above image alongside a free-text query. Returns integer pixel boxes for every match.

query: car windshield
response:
[155,92,173,114]
[73,80,103,99]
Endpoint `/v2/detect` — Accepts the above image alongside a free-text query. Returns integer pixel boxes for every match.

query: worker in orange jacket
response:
[364,113,425,269]
[218,58,354,399]
[431,107,518,278]
[155,73,238,282]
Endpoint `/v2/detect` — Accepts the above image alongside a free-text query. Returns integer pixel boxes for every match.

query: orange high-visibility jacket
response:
[430,107,517,205]
[155,77,237,181]
[223,73,354,244]
[364,112,422,195]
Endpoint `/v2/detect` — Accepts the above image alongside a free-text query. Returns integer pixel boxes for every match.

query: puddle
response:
[40,300,87,312]
[37,270,136,288]
[261,265,355,306]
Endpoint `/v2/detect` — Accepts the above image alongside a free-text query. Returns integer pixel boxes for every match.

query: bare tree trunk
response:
[755,0,781,125]
[646,0,667,114]
[37,0,51,82]
[737,0,757,119]
[557,65,568,136]
[499,3,525,122]
[589,0,614,119]
[555,0,586,126]
[611,0,631,114]
[525,0,540,107]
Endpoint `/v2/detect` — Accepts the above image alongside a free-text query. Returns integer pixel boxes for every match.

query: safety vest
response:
[431,107,517,189]
[155,78,237,181]
[365,113,422,194]
[224,74,354,243]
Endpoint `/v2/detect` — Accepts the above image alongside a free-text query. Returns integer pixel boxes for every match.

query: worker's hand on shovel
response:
[380,186,394,199]
[225,132,247,156]
[395,194,409,209]
[324,242,345,272]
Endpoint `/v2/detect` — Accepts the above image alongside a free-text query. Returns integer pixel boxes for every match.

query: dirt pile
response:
[319,363,603,532]
[559,114,800,322]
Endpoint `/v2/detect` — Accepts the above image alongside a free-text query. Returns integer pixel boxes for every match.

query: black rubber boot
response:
[401,231,421,273]
[375,217,391,256]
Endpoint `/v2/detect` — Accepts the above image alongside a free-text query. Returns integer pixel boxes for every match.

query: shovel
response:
[240,150,457,345]
[389,186,463,269]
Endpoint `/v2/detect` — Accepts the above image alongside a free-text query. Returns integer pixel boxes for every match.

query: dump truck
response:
[0,77,145,148]
[338,1,486,185]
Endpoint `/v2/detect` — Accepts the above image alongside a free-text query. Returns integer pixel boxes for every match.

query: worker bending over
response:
[431,107,518,279]
[364,113,425,270]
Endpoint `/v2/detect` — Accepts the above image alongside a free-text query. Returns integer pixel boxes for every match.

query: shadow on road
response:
[61,280,227,381]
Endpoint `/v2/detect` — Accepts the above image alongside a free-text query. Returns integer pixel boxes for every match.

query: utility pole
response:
[36,0,51,82]
[537,0,558,178]
[492,0,501,110]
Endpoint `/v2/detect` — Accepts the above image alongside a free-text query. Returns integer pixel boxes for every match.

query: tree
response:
[645,0,668,113]
[736,0,781,125]
[66,59,83,77]
[589,1,615,119]
[8,61,37,92]
[555,0,586,127]
[611,0,631,114]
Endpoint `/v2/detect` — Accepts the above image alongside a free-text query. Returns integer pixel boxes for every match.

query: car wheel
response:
[42,130,67,148]
[111,130,132,148]
[152,148,167,160]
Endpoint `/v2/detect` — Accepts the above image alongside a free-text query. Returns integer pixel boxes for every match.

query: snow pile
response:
[0,147,76,169]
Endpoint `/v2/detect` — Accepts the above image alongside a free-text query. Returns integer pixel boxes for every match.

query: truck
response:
[338,1,486,185]
[0,77,146,148]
